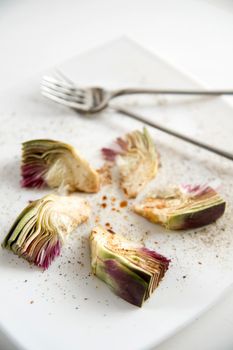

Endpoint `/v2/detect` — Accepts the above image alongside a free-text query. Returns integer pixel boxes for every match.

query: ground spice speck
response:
[120,200,128,208]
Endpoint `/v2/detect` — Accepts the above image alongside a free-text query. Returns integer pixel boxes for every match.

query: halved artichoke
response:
[134,184,226,230]
[21,139,100,193]
[90,225,170,307]
[102,128,158,198]
[2,194,90,269]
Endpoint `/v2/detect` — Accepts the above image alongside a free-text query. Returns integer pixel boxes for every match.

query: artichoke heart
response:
[2,194,90,269]
[102,128,158,198]
[134,184,226,230]
[21,139,100,193]
[90,225,170,307]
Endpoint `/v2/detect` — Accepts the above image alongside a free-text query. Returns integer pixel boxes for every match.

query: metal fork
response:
[41,75,233,113]
[41,74,233,161]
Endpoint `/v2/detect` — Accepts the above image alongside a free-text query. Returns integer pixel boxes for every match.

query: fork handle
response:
[111,88,233,97]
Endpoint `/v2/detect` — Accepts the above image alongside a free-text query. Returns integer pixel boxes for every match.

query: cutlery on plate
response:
[41,75,233,113]
[41,74,233,161]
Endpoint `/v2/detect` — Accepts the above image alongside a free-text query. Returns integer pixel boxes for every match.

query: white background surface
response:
[0,1,233,349]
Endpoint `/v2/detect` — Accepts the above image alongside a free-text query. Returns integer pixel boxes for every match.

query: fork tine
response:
[41,81,86,101]
[42,78,85,98]
[41,85,86,104]
[42,90,89,111]
[43,76,75,89]
[43,76,85,94]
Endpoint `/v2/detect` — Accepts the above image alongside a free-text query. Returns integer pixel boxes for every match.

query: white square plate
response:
[0,38,233,350]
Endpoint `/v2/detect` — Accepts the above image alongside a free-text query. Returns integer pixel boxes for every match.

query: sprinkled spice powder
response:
[97,163,112,185]
[120,201,128,208]
[107,229,115,234]
[101,203,107,209]
[102,195,107,200]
